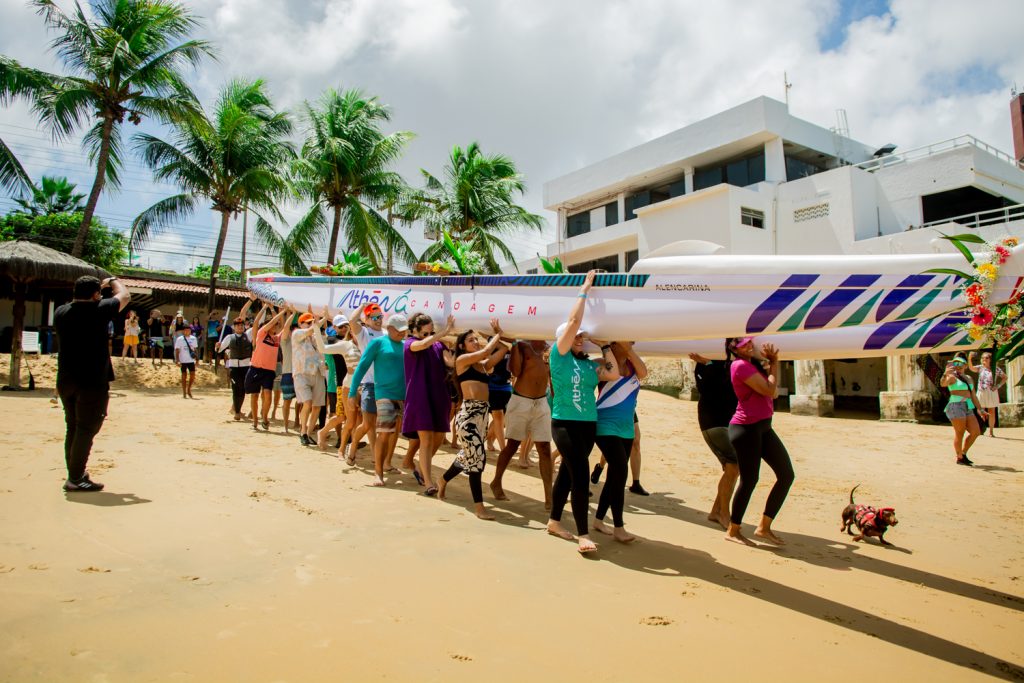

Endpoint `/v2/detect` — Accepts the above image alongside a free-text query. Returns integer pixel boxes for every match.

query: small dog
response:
[840,485,898,545]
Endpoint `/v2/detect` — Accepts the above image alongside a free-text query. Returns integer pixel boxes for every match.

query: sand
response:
[1,358,1023,682]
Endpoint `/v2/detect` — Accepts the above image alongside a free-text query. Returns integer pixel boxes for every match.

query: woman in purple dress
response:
[404,312,455,494]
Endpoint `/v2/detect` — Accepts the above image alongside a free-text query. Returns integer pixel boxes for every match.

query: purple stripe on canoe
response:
[782,274,820,287]
[864,319,916,350]
[896,274,934,288]
[920,315,970,348]
[805,288,868,329]
[840,274,881,288]
[874,288,919,322]
[745,289,806,333]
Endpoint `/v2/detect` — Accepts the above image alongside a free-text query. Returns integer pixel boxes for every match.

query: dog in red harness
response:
[841,484,898,545]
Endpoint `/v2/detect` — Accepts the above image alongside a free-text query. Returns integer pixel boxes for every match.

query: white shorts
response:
[293,373,326,406]
[976,388,1000,409]
[504,393,552,443]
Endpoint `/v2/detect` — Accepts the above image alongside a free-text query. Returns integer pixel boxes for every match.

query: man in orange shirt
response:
[244,307,288,430]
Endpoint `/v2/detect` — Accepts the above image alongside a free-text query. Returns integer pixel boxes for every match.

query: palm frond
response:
[130,192,198,251]
[0,137,33,196]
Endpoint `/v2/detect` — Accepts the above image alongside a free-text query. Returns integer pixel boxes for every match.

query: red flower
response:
[971,307,994,326]
[994,245,1010,264]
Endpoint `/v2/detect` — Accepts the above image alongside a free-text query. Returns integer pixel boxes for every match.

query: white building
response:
[536,96,1024,422]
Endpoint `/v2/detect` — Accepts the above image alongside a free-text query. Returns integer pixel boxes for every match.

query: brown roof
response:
[119,276,250,299]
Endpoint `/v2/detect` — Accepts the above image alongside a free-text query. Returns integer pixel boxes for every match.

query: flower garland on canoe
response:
[930,234,1023,364]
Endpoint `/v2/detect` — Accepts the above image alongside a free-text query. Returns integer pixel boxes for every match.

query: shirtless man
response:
[489,339,555,508]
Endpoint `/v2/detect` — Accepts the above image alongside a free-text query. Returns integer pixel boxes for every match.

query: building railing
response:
[918,203,1024,231]
[852,135,1024,172]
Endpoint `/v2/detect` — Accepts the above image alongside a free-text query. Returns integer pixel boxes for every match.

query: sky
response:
[1,0,1022,274]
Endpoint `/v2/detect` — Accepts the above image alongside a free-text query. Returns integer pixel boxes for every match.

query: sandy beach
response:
[1,356,1023,682]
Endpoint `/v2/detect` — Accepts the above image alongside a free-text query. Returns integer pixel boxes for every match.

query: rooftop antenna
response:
[784,71,792,107]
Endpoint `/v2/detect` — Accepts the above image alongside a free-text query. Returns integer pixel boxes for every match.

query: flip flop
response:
[413,470,425,486]
[423,485,438,497]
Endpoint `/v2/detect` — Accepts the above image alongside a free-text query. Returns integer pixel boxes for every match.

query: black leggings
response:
[595,435,633,527]
[442,463,483,503]
[549,419,597,536]
[58,382,109,481]
[229,367,248,414]
[728,418,795,525]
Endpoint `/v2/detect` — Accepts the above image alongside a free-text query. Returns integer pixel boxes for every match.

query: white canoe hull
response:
[247,245,1022,349]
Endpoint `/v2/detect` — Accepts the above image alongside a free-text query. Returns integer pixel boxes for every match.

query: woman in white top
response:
[968,350,1007,437]
[314,314,363,458]
[122,311,140,362]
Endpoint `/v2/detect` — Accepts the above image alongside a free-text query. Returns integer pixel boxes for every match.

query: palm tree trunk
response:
[72,115,115,258]
[206,210,231,312]
[327,205,342,264]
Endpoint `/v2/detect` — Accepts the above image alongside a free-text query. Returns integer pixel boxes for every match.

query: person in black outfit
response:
[54,275,130,492]
[690,353,740,530]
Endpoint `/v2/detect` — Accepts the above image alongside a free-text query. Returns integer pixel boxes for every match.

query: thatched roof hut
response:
[0,239,111,389]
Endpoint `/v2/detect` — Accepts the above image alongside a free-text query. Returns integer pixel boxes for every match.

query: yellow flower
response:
[967,324,986,341]
[1003,237,1019,247]
[977,263,998,280]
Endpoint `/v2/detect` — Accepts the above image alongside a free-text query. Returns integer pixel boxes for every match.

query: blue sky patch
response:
[820,0,891,51]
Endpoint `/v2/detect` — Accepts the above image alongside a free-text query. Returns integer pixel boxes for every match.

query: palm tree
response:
[288,87,415,270]
[0,0,213,257]
[0,138,32,196]
[253,220,313,276]
[15,175,86,215]
[404,142,543,273]
[130,78,294,311]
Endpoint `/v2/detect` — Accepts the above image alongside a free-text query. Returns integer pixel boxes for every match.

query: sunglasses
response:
[369,315,383,321]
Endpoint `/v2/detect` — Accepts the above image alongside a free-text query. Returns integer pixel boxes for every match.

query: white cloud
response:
[2,0,1022,272]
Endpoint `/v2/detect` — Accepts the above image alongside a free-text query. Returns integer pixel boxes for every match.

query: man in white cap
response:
[347,313,409,486]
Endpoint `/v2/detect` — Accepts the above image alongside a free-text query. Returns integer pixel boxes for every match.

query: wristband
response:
[577,293,587,299]
[601,344,612,352]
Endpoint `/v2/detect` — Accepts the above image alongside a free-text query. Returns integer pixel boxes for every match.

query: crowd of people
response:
[54,271,1008,556]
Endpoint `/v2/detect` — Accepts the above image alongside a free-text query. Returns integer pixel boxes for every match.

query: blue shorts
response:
[360,383,377,414]
[280,373,295,401]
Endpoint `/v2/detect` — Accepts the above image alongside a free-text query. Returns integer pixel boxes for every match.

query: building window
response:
[526,268,538,274]
[605,201,619,226]
[793,203,830,222]
[567,254,620,273]
[694,152,765,191]
[624,249,639,271]
[784,155,825,181]
[740,207,765,229]
[625,190,669,220]
[566,211,590,238]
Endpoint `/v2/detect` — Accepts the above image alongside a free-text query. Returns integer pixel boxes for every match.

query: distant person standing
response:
[173,324,199,399]
[122,311,140,363]
[206,310,223,368]
[147,309,165,366]
[54,275,130,492]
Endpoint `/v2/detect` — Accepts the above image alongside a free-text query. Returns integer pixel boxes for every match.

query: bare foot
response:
[317,430,328,451]
[489,481,509,501]
[371,475,385,487]
[345,454,356,466]
[709,512,729,530]
[516,458,533,469]
[474,504,495,520]
[725,526,756,546]
[577,535,598,554]
[437,478,447,501]
[592,519,613,536]
[755,528,786,545]
[612,527,636,544]
[544,499,552,512]
[546,521,573,540]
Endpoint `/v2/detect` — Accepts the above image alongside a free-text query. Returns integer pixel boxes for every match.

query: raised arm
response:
[589,337,620,382]
[556,270,596,355]
[966,351,982,374]
[507,342,525,378]
[742,344,780,398]
[258,307,287,337]
[237,293,256,322]
[621,342,648,380]
[104,277,130,312]
[455,319,504,373]
[409,315,455,352]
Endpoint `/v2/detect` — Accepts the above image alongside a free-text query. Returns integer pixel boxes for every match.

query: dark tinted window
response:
[566,211,590,238]
[605,201,619,226]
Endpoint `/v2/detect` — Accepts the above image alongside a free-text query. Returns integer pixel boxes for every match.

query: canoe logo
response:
[337,288,410,313]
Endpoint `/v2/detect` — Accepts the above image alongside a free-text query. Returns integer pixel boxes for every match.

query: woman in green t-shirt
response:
[547,270,620,554]
[940,355,981,466]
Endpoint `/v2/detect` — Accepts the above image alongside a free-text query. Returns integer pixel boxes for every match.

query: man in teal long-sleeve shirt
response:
[348,313,408,485]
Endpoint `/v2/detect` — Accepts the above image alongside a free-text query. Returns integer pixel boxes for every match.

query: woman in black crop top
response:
[438,319,507,520]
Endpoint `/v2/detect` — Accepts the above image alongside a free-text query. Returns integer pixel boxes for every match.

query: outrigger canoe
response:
[247,241,1022,352]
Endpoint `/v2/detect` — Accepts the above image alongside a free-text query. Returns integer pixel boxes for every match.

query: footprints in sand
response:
[640,616,674,626]
[78,566,111,573]
[249,490,318,516]
[28,563,48,570]
[449,654,473,662]
[179,458,217,467]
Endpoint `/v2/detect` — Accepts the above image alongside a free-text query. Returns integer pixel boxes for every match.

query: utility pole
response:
[240,207,248,278]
